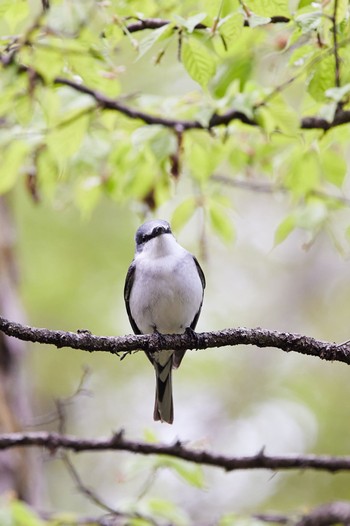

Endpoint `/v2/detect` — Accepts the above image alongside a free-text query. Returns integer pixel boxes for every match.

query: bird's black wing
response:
[190,256,206,330]
[124,261,142,335]
[173,256,206,369]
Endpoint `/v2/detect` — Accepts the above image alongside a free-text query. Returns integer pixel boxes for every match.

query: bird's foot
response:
[153,329,167,351]
[185,326,199,348]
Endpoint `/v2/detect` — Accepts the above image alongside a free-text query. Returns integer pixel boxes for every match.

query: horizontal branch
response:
[124,16,291,34]
[1,430,350,473]
[0,315,349,364]
[53,76,350,132]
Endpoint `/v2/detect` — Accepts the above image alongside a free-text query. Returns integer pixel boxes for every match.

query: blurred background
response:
[1,0,350,524]
[9,178,350,522]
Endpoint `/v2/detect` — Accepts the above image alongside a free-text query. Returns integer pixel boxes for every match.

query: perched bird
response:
[124,219,205,424]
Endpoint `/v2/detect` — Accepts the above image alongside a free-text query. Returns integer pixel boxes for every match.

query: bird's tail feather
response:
[153,359,173,424]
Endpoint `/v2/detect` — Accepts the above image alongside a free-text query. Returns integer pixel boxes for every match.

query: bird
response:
[124,219,205,424]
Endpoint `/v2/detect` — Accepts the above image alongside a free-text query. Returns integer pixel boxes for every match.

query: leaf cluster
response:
[1,0,350,242]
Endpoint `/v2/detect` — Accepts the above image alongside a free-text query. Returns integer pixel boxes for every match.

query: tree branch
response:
[296,501,350,526]
[1,431,350,474]
[124,16,291,34]
[0,315,349,365]
[52,76,350,132]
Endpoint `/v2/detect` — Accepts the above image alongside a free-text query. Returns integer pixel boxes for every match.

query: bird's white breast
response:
[130,236,203,335]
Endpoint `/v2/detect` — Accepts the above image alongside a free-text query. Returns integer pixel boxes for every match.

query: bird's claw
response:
[185,326,199,348]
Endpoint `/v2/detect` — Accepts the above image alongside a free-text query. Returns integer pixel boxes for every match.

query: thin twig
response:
[212,174,350,207]
[332,0,341,89]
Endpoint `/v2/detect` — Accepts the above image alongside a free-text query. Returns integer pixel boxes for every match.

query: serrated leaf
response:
[274,214,295,245]
[218,13,244,51]
[181,36,216,88]
[171,197,197,230]
[208,201,235,243]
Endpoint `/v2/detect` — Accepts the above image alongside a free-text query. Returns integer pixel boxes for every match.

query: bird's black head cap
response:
[135,219,172,248]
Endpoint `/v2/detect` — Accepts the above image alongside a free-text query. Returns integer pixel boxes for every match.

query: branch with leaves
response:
[52,76,350,132]
[0,315,349,364]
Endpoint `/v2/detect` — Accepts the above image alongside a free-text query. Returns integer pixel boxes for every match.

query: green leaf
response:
[325,83,350,103]
[246,0,290,17]
[148,498,185,523]
[323,0,348,23]
[218,13,244,51]
[0,141,29,194]
[274,214,296,245]
[75,176,102,216]
[36,148,59,200]
[174,13,207,33]
[320,149,346,187]
[128,518,153,526]
[181,36,216,88]
[208,201,235,243]
[103,23,124,46]
[138,23,174,59]
[256,106,276,134]
[46,113,90,161]
[11,500,43,526]
[298,0,313,7]
[32,46,65,82]
[248,13,272,27]
[285,150,320,196]
[308,56,335,102]
[294,198,328,230]
[171,197,197,231]
[295,11,322,33]
[185,134,225,180]
[132,126,176,159]
[159,457,206,488]
[264,96,299,135]
[4,0,29,32]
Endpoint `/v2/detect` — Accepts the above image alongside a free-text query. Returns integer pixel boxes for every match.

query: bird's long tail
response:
[153,359,173,424]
